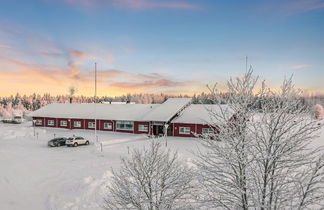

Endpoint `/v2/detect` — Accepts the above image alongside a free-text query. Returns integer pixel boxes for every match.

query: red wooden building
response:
[30,98,230,137]
[171,104,231,137]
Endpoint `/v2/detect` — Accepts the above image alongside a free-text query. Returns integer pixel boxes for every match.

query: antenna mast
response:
[95,62,97,100]
[94,62,98,142]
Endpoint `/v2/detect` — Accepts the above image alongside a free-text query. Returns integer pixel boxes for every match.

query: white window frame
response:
[47,120,54,126]
[88,122,96,129]
[179,127,191,135]
[202,128,214,135]
[35,119,42,125]
[138,124,148,132]
[104,122,112,130]
[74,121,81,128]
[60,120,67,127]
[116,121,134,130]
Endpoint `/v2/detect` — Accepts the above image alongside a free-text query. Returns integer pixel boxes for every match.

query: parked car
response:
[1,116,24,124]
[66,136,90,147]
[1,119,12,123]
[48,137,67,147]
[12,116,24,124]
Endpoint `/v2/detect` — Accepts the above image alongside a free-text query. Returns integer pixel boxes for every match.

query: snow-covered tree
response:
[1,108,12,119]
[103,141,195,210]
[313,104,324,119]
[195,69,324,209]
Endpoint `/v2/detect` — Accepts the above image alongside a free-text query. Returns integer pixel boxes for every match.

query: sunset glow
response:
[0,0,324,96]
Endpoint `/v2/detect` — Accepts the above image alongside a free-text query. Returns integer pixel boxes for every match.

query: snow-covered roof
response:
[29,98,192,122]
[29,103,159,121]
[142,98,192,122]
[171,104,232,124]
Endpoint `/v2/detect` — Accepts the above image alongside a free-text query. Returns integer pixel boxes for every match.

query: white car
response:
[12,116,24,124]
[66,137,90,147]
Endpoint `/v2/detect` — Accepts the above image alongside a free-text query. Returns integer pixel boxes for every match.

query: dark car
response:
[48,137,67,147]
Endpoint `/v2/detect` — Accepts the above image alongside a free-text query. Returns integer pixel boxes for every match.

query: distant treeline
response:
[0,92,216,110]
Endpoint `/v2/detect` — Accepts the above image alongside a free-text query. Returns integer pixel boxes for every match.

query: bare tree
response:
[103,141,195,210]
[195,69,324,209]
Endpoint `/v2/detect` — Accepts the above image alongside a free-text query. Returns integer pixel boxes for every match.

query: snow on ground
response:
[0,122,201,210]
[0,121,323,210]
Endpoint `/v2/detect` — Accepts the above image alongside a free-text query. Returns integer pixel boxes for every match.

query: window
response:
[74,121,81,128]
[88,122,96,128]
[47,120,54,126]
[60,120,67,127]
[179,127,191,135]
[138,124,148,132]
[104,123,112,130]
[202,128,214,135]
[35,119,42,125]
[116,121,134,130]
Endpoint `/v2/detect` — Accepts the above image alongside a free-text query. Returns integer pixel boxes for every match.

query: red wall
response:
[57,118,71,129]
[134,121,149,134]
[45,117,56,127]
[33,117,45,127]
[71,119,85,129]
[197,124,212,135]
[33,116,215,138]
[173,123,219,137]
[173,123,197,137]
[99,120,114,131]
[114,121,133,133]
[83,119,95,130]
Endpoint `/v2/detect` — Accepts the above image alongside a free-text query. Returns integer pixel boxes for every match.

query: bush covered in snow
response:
[104,141,195,210]
[313,104,324,119]
[0,102,29,120]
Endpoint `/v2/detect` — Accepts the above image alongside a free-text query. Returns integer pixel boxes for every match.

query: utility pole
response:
[94,62,98,142]
[95,62,97,100]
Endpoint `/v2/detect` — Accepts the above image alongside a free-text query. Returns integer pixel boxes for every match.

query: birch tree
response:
[195,69,324,209]
[103,141,195,210]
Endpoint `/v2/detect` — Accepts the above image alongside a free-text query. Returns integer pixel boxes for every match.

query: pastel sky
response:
[0,0,323,96]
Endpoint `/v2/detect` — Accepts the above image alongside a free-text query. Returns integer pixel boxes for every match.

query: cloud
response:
[255,0,324,16]
[287,64,312,70]
[85,69,129,79]
[113,0,199,10]
[0,43,11,49]
[0,55,201,96]
[112,79,185,89]
[61,0,199,10]
[69,50,94,59]
[284,0,324,13]
[0,23,202,96]
[0,24,66,60]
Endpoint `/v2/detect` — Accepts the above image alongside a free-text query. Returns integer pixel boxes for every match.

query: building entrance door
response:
[153,125,164,136]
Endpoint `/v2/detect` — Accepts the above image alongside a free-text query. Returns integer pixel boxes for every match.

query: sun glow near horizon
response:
[0,0,323,97]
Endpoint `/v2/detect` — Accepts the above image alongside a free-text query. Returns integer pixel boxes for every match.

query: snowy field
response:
[0,122,200,210]
[0,121,323,210]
